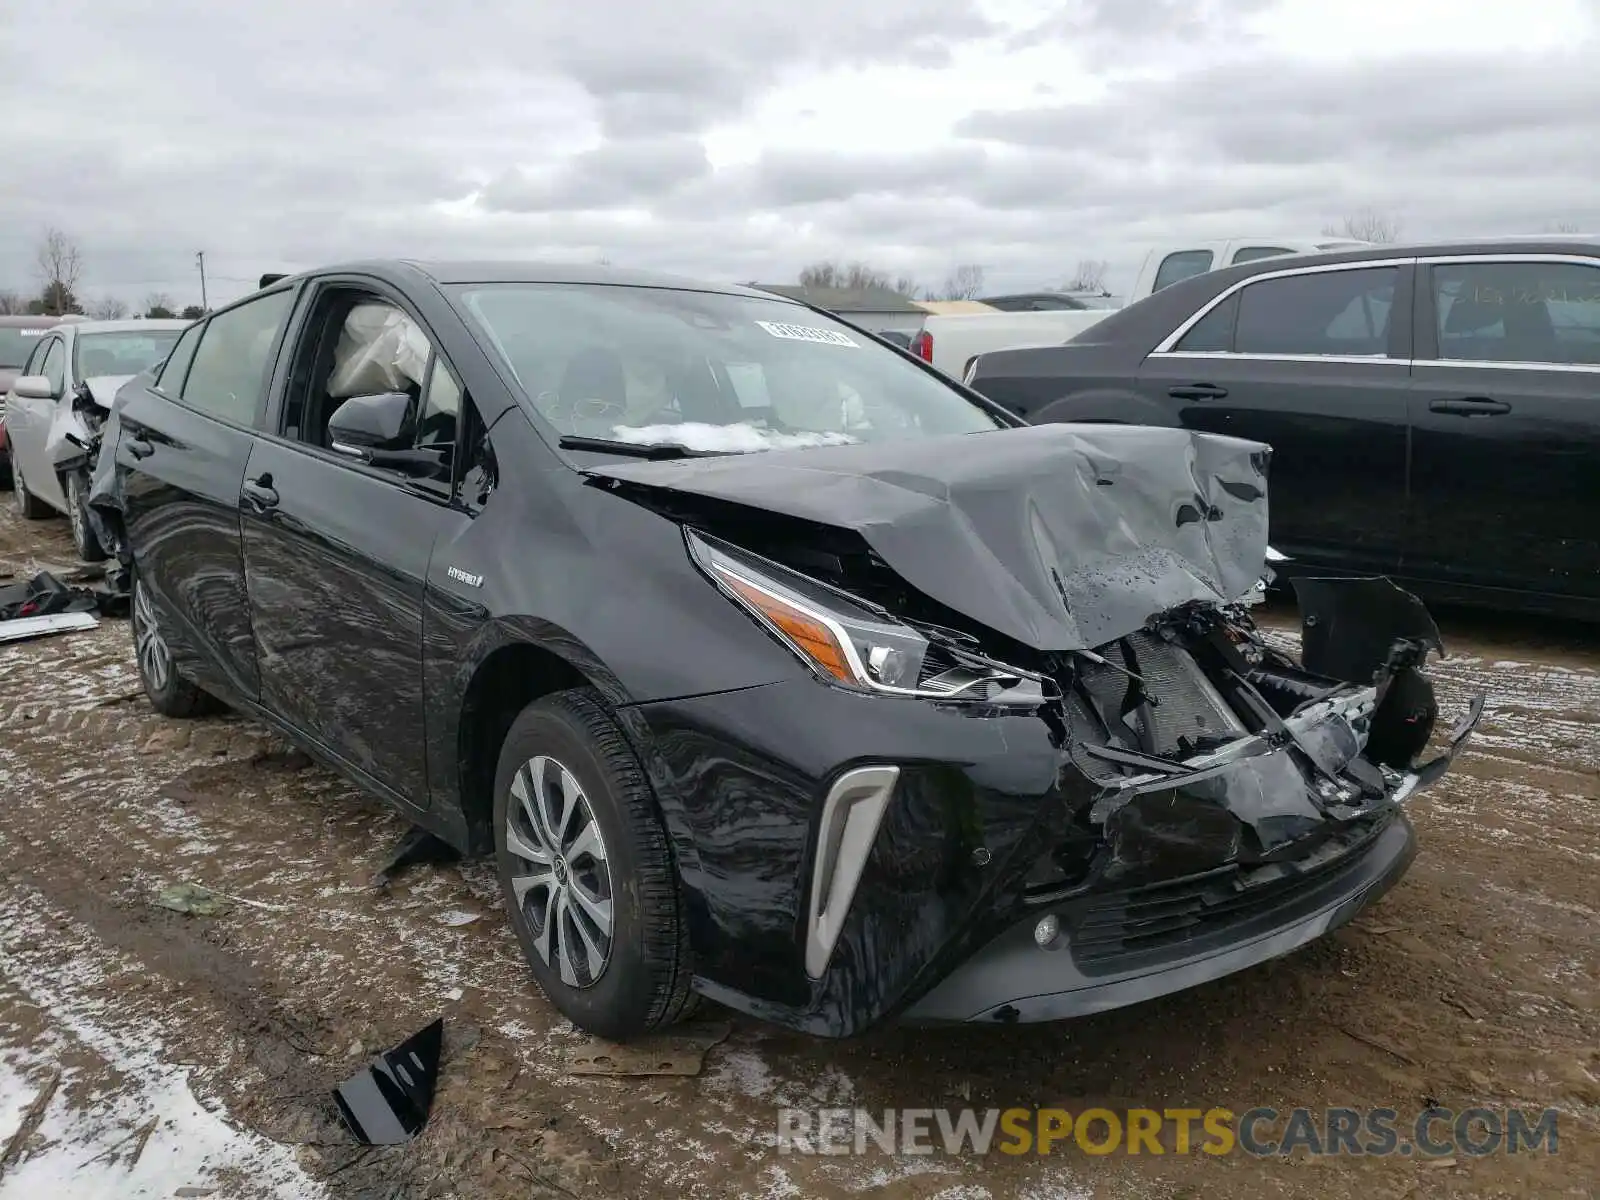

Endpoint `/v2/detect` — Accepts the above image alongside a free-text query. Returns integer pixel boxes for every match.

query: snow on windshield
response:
[609,422,859,452]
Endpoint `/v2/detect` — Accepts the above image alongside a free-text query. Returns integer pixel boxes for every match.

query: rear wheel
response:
[66,473,107,562]
[131,570,221,718]
[493,687,695,1041]
[12,460,50,519]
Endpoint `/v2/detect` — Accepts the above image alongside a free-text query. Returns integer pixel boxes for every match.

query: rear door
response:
[116,288,296,702]
[240,279,471,807]
[1139,260,1414,575]
[1405,254,1600,604]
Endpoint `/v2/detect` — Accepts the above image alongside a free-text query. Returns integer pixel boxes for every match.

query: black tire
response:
[130,567,222,718]
[66,473,108,562]
[493,687,695,1040]
[12,459,51,519]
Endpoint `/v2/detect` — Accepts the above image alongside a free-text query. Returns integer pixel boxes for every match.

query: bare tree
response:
[1322,208,1403,244]
[34,227,85,315]
[0,289,25,316]
[932,264,986,301]
[143,292,177,319]
[891,275,921,299]
[1064,259,1110,292]
[797,260,919,295]
[1544,220,1583,233]
[86,296,130,320]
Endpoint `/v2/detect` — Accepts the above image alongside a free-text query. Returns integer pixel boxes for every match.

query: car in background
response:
[0,314,69,484]
[967,237,1600,619]
[95,260,1477,1041]
[5,318,190,558]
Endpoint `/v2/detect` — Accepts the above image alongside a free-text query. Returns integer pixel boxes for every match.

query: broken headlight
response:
[685,528,1046,705]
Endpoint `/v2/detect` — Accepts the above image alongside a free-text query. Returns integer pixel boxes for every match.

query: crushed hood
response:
[83,375,135,409]
[586,424,1272,650]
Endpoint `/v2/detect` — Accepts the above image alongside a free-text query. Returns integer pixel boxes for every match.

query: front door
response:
[10,334,69,510]
[1406,256,1600,604]
[1140,262,1413,575]
[240,282,470,806]
[116,290,295,702]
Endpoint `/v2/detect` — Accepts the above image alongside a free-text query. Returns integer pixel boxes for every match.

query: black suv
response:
[968,239,1600,619]
[94,262,1479,1039]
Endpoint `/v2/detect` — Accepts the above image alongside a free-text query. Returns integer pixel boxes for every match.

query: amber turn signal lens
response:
[717,570,856,684]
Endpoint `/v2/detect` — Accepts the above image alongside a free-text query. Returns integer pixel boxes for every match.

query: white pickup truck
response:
[910,236,1368,378]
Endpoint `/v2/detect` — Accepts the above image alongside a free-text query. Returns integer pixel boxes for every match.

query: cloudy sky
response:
[3,0,1597,310]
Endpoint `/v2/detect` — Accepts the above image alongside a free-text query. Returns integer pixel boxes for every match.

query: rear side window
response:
[157,322,204,393]
[1234,267,1398,357]
[1231,246,1296,265]
[181,290,294,426]
[1153,251,1214,292]
[1432,260,1600,365]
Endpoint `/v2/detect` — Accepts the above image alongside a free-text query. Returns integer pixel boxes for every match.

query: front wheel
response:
[66,473,107,562]
[131,569,221,718]
[493,687,695,1041]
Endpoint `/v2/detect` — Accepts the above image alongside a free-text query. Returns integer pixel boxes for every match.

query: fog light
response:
[1033,914,1059,948]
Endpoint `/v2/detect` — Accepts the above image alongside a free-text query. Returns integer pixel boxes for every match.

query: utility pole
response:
[195,251,209,312]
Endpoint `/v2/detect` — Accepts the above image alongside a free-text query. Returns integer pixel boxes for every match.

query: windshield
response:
[0,326,51,369]
[452,283,1004,452]
[75,329,185,377]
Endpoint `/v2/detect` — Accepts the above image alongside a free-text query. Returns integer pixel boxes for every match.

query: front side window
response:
[1432,260,1600,365]
[1153,251,1214,292]
[75,329,186,379]
[452,284,1004,453]
[182,290,294,426]
[1234,267,1398,357]
[40,338,66,395]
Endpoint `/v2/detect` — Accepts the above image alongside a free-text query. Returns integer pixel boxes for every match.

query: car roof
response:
[62,318,194,335]
[1234,236,1600,270]
[0,315,66,327]
[269,259,789,302]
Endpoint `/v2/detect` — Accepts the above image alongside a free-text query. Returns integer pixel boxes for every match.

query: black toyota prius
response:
[92,261,1483,1040]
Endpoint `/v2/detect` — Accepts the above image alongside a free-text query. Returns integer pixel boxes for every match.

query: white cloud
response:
[1,0,1597,309]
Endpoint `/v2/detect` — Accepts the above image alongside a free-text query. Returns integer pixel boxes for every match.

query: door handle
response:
[125,435,154,460]
[1169,384,1229,401]
[1428,397,1511,417]
[242,475,280,511]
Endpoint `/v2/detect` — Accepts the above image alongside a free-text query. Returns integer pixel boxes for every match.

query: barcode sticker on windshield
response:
[755,321,858,347]
[20,329,46,337]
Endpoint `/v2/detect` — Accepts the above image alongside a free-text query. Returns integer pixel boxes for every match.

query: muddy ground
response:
[0,498,1595,1200]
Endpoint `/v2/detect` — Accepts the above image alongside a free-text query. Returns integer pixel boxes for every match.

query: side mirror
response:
[12,374,55,401]
[328,391,414,456]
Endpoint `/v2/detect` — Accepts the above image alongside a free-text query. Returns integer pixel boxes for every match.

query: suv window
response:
[1175,292,1239,352]
[1432,260,1600,365]
[157,322,204,393]
[1231,246,1296,265]
[181,289,294,426]
[1153,251,1214,293]
[1234,267,1398,357]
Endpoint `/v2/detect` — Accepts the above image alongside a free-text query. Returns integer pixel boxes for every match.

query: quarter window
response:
[1432,260,1600,365]
[181,289,294,426]
[157,322,204,394]
[1153,251,1214,293]
[1174,292,1238,352]
[1234,267,1398,357]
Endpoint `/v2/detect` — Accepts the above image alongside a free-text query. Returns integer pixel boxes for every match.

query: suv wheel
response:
[131,570,220,718]
[493,687,695,1041]
[66,473,107,562]
[13,460,50,519]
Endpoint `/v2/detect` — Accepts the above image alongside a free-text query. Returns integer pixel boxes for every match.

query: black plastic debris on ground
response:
[371,825,461,889]
[0,569,128,623]
[333,1018,444,1145]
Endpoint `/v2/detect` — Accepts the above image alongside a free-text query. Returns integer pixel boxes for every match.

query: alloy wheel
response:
[504,755,614,988]
[133,578,172,692]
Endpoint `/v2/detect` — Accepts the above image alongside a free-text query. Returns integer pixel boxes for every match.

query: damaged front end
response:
[589,425,1483,1032]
